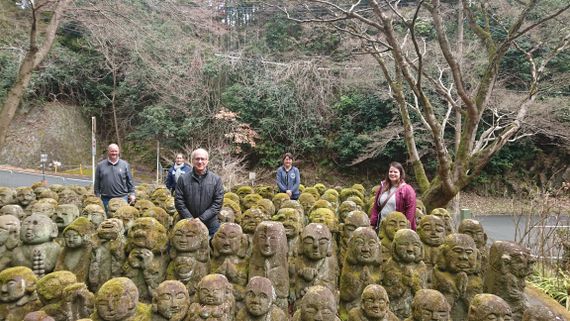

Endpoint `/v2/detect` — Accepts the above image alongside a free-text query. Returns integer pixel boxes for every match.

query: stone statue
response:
[55,217,94,282]
[236,186,254,200]
[254,185,274,200]
[81,204,106,230]
[433,234,482,321]
[467,294,511,321]
[218,208,236,224]
[134,199,154,216]
[382,229,427,319]
[252,198,275,217]
[430,208,454,236]
[210,223,248,309]
[89,218,127,292]
[236,276,286,321]
[91,277,151,321]
[379,211,410,261]
[483,241,535,320]
[339,210,370,265]
[458,219,489,275]
[338,201,360,222]
[0,186,15,207]
[143,206,172,229]
[152,280,189,321]
[164,196,177,218]
[0,266,42,321]
[123,217,169,302]
[36,270,95,321]
[52,204,80,240]
[271,193,290,212]
[12,214,62,276]
[111,205,140,233]
[405,289,450,321]
[58,189,80,208]
[416,215,446,285]
[294,223,338,304]
[31,202,56,218]
[237,208,270,255]
[292,285,341,321]
[23,311,56,321]
[242,194,263,211]
[107,198,129,216]
[0,214,20,270]
[340,227,382,315]
[348,284,400,321]
[224,192,241,206]
[187,274,235,321]
[280,199,305,217]
[0,204,25,220]
[522,305,564,321]
[298,193,316,216]
[248,221,289,311]
[167,218,210,298]
[82,196,104,209]
[16,187,36,213]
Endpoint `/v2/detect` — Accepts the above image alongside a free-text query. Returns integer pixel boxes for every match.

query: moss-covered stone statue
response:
[433,234,482,321]
[218,208,236,224]
[280,199,305,216]
[89,218,127,292]
[271,193,290,212]
[55,217,94,282]
[405,289,450,321]
[224,192,241,208]
[16,187,36,213]
[458,219,489,275]
[429,208,454,236]
[381,229,427,319]
[58,189,80,208]
[36,270,95,321]
[111,205,140,234]
[0,204,25,220]
[52,204,80,241]
[340,227,382,316]
[242,194,263,211]
[294,223,338,304]
[107,198,128,217]
[338,201,360,222]
[0,214,20,270]
[379,211,410,261]
[522,305,564,321]
[133,199,154,216]
[0,186,15,207]
[23,311,56,321]
[211,223,249,309]
[254,185,274,200]
[0,266,42,321]
[12,214,62,277]
[91,277,151,321]
[252,198,275,217]
[236,186,255,201]
[483,241,535,320]
[467,294,511,321]
[143,206,172,229]
[416,215,446,285]
[308,207,338,238]
[236,276,286,321]
[339,210,370,265]
[124,217,169,302]
[167,218,210,298]
[151,280,189,321]
[298,193,316,217]
[237,208,270,255]
[80,204,106,230]
[248,221,289,311]
[292,285,341,321]
[348,284,400,321]
[31,201,56,218]
[187,274,235,321]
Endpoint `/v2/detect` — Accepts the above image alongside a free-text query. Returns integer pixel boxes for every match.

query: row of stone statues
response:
[0,182,565,321]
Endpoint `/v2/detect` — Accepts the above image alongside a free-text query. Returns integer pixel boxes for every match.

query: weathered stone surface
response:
[405,289,450,321]
[0,266,42,321]
[292,285,341,321]
[89,218,127,292]
[467,293,511,321]
[91,277,151,321]
[55,217,94,282]
[235,276,286,321]
[347,284,400,321]
[151,280,189,321]
[187,274,235,321]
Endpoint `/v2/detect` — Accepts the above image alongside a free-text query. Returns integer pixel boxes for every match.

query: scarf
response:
[174,164,184,182]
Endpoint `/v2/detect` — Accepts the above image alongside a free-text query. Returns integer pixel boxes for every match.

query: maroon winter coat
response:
[370,180,417,230]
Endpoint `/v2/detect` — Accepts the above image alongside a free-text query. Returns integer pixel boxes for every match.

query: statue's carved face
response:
[129,218,163,250]
[446,237,478,273]
[53,205,79,230]
[257,225,280,257]
[212,224,242,255]
[413,290,450,321]
[31,202,56,217]
[299,195,316,214]
[16,188,35,206]
[394,230,423,263]
[37,271,76,303]
[509,252,534,278]
[165,197,176,216]
[108,198,128,216]
[0,205,25,220]
[302,230,330,260]
[342,211,369,243]
[0,215,19,245]
[96,288,135,321]
[64,230,83,248]
[418,216,446,247]
[21,214,55,244]
[459,220,487,249]
[0,187,14,207]
[273,209,302,238]
[243,194,261,210]
[198,277,227,306]
[468,294,512,321]
[253,199,275,217]
[349,228,380,264]
[384,213,409,241]
[431,208,452,232]
[172,222,204,252]
[309,209,336,232]
[301,294,336,321]
[218,208,235,224]
[155,282,189,321]
[81,204,106,228]
[0,274,26,302]
[361,286,389,319]
[241,209,265,234]
[245,278,273,317]
[97,219,123,240]
[58,189,78,205]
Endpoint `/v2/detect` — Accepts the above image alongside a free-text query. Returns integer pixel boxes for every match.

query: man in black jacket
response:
[175,148,224,236]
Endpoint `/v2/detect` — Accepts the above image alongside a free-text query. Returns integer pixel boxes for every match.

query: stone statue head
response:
[272,208,303,239]
[58,188,79,206]
[417,215,446,247]
[38,189,59,202]
[95,277,139,321]
[211,223,248,258]
[430,208,453,234]
[254,185,275,200]
[242,193,263,211]
[0,204,25,220]
[107,198,128,217]
[0,266,37,303]
[411,289,450,321]
[224,192,241,206]
[467,294,512,321]
[143,206,172,229]
[301,223,333,260]
[49,184,65,194]
[30,201,56,217]
[320,193,338,210]
[223,198,242,218]
[152,280,189,321]
[36,271,77,304]
[280,199,304,216]
[21,214,59,245]
[341,210,370,244]
[196,274,233,306]
[313,183,326,196]
[53,204,80,231]
[253,198,276,217]
[488,241,535,278]
[296,285,337,321]
[238,208,269,234]
[97,218,125,241]
[340,188,364,203]
[346,227,381,265]
[171,218,209,254]
[236,186,254,200]
[150,187,170,206]
[303,187,320,200]
[360,284,390,320]
[127,217,168,253]
[308,208,337,233]
[380,211,410,241]
[244,276,275,317]
[392,229,423,264]
[16,187,36,207]
[63,217,93,248]
[82,196,104,208]
[522,305,563,321]
[338,200,360,221]
[346,196,365,210]
[0,187,15,207]
[458,219,487,249]
[0,214,20,247]
[271,193,290,211]
[310,199,334,213]
[218,208,235,224]
[23,311,56,321]
[254,221,287,258]
[112,205,140,232]
[81,204,106,228]
[164,196,176,216]
[298,193,316,215]
[437,233,478,273]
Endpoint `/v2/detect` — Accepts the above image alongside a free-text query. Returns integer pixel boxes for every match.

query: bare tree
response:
[275,0,570,210]
[0,0,74,147]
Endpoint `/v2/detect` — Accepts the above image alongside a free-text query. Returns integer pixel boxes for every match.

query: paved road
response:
[0,168,92,187]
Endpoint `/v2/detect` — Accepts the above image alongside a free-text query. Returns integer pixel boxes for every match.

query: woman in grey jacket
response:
[276,152,301,200]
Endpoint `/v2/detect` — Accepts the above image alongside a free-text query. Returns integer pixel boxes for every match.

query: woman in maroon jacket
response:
[370,162,417,230]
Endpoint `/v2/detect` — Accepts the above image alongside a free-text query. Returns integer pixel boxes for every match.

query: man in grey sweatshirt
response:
[94,143,135,212]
